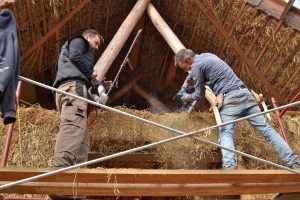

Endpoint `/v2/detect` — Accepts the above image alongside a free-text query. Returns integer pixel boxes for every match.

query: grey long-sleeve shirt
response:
[182,53,244,102]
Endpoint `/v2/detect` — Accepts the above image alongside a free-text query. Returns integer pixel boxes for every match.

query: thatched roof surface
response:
[1,105,299,170]
[1,0,300,110]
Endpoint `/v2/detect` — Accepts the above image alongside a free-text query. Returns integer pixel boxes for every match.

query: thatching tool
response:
[173,86,197,112]
[259,93,271,121]
[205,86,222,125]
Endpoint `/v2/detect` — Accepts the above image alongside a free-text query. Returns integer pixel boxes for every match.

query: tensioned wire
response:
[1,76,299,190]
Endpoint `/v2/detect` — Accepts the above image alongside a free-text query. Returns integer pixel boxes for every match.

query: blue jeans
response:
[219,88,299,168]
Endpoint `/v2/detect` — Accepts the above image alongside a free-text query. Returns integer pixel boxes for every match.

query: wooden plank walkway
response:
[0,168,300,196]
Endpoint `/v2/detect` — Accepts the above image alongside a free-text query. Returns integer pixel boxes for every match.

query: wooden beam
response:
[2,182,300,196]
[55,31,60,58]
[253,22,282,67]
[146,3,186,87]
[246,0,300,31]
[1,168,300,183]
[21,0,91,62]
[237,10,258,46]
[40,0,47,34]
[193,0,284,103]
[245,17,269,56]
[280,65,300,94]
[158,0,182,87]
[196,19,210,53]
[25,0,36,44]
[65,0,71,38]
[159,0,183,88]
[1,168,300,196]
[93,0,150,81]
[188,12,201,48]
[220,2,246,57]
[105,0,111,37]
[147,3,186,54]
[280,0,296,21]
[264,29,293,73]
[180,2,194,38]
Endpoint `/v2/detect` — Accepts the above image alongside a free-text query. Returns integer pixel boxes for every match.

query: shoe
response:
[291,163,300,170]
[222,166,237,170]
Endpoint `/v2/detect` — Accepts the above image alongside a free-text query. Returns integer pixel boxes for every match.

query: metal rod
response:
[0,81,22,167]
[271,97,289,144]
[280,90,300,117]
[0,76,299,190]
[107,29,143,95]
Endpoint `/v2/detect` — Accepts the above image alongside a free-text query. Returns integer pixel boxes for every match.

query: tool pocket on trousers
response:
[62,102,76,122]
[74,105,87,130]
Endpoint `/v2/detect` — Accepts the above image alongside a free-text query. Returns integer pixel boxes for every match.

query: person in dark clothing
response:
[175,49,300,170]
[50,30,103,200]
[0,9,20,124]
[53,29,102,167]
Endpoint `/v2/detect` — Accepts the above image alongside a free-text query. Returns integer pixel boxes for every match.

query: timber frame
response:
[1,168,300,196]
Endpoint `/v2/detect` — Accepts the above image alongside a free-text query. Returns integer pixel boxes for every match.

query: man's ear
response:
[186,57,193,64]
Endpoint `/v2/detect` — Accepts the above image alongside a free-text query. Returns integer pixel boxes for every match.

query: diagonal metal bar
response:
[0,76,299,190]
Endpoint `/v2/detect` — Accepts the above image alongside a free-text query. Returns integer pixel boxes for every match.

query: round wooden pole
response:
[94,0,150,80]
[147,3,185,54]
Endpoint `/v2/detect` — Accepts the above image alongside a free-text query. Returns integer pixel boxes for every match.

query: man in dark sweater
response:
[0,9,20,124]
[53,29,102,167]
[175,49,300,170]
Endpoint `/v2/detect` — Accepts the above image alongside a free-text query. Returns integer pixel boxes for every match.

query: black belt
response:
[224,85,246,95]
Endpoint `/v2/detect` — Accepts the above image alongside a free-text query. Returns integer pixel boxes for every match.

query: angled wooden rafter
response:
[105,0,111,37]
[280,0,296,21]
[21,0,91,62]
[193,0,284,102]
[40,0,47,34]
[264,29,294,73]
[94,0,151,80]
[246,0,300,31]
[25,0,36,44]
[220,1,246,57]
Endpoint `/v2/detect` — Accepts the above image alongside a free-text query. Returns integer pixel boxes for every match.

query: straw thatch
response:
[1,105,299,170]
[1,0,299,110]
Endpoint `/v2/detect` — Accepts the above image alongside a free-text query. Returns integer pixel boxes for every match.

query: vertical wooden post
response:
[94,0,150,80]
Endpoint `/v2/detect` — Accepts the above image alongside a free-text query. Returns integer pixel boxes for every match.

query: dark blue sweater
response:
[0,9,20,124]
[182,53,244,102]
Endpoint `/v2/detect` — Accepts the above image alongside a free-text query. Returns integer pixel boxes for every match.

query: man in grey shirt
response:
[175,49,300,170]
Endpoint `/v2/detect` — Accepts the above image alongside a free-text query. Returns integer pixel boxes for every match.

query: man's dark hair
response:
[82,29,104,44]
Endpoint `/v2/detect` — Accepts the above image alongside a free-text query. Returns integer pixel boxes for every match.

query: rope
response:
[106,29,143,96]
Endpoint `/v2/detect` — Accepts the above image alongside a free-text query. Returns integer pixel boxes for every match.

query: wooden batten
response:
[93,0,150,81]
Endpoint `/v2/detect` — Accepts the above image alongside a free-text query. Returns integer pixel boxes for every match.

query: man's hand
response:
[215,93,223,109]
[91,72,97,82]
[250,89,264,104]
[209,93,223,112]
[103,80,113,91]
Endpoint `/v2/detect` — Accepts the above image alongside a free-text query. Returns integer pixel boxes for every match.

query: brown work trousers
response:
[53,81,89,167]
